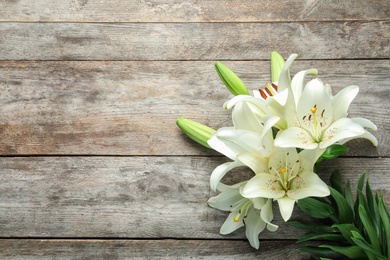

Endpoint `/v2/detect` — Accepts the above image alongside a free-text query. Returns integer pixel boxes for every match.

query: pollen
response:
[279,167,286,174]
[233,216,239,222]
[310,107,317,114]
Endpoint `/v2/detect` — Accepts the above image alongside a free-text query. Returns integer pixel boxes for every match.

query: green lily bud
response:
[215,61,249,96]
[270,51,285,82]
[176,117,216,148]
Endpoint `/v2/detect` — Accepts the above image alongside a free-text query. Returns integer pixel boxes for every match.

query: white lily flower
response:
[240,148,330,222]
[274,78,378,150]
[208,182,278,249]
[207,102,277,191]
[223,53,299,130]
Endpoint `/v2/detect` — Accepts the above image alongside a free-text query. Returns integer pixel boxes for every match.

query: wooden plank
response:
[0,156,388,238]
[0,60,388,156]
[0,21,388,60]
[0,239,313,259]
[0,0,388,22]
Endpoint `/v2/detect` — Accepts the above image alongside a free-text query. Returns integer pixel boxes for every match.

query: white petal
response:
[250,197,267,209]
[208,183,246,211]
[241,174,285,199]
[258,115,279,156]
[236,152,268,174]
[332,85,359,120]
[277,196,296,221]
[224,95,267,111]
[274,127,318,150]
[297,78,334,133]
[290,69,318,108]
[298,148,326,173]
[350,117,377,130]
[232,102,263,132]
[208,133,237,160]
[220,212,244,234]
[210,161,244,191]
[261,199,278,232]
[215,128,264,155]
[288,172,330,200]
[245,207,266,249]
[320,118,366,149]
[268,147,300,177]
[277,53,298,93]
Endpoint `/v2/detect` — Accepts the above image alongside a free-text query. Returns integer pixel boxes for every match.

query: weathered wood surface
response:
[0,60,388,156]
[0,239,313,260]
[0,0,388,258]
[0,0,388,22]
[0,157,388,238]
[0,21,389,60]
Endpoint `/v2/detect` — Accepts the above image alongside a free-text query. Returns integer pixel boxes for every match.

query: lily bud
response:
[215,61,249,96]
[270,51,285,82]
[176,117,216,148]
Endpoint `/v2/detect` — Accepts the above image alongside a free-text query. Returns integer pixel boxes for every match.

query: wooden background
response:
[0,1,389,259]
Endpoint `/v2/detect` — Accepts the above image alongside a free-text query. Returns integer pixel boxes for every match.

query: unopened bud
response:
[215,61,249,96]
[176,117,216,148]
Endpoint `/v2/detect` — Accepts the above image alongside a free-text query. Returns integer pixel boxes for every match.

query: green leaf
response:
[176,117,216,148]
[365,180,379,234]
[332,223,360,245]
[358,205,381,252]
[357,172,366,192]
[297,246,336,257]
[320,245,366,259]
[378,198,390,257]
[297,197,335,219]
[288,221,334,233]
[351,236,388,260]
[270,51,285,82]
[297,232,345,243]
[344,180,355,215]
[330,170,343,194]
[214,62,249,96]
[321,144,349,159]
[329,186,354,223]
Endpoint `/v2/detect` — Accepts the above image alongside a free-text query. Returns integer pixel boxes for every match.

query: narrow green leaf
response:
[288,221,334,233]
[320,245,366,259]
[297,197,335,219]
[270,51,285,82]
[321,144,349,159]
[378,198,390,257]
[176,117,215,148]
[344,180,355,215]
[357,172,366,192]
[365,180,380,235]
[332,223,360,245]
[297,246,335,257]
[297,232,345,243]
[329,186,354,223]
[214,61,249,96]
[330,170,343,194]
[358,205,381,252]
[351,237,388,260]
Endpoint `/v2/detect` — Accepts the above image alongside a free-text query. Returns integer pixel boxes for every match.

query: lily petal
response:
[287,172,330,200]
[274,127,318,150]
[320,118,366,149]
[277,196,296,221]
[236,152,268,174]
[208,132,237,160]
[278,53,298,93]
[298,148,325,173]
[332,85,359,120]
[241,174,285,199]
[290,69,318,108]
[261,198,278,232]
[220,212,244,234]
[232,102,263,132]
[210,161,244,191]
[245,207,266,249]
[350,117,377,130]
[208,183,247,211]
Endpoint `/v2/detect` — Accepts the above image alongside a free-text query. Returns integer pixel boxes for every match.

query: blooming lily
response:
[208,182,278,249]
[240,148,330,221]
[274,77,378,150]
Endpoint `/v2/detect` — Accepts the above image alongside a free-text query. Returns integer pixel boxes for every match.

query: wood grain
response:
[0,239,314,260]
[0,156,388,238]
[0,0,388,22]
[0,60,387,156]
[0,21,389,60]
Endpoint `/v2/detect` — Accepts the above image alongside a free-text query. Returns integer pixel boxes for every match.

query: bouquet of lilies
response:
[177,52,389,259]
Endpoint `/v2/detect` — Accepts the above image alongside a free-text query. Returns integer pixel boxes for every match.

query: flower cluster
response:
[177,52,378,249]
